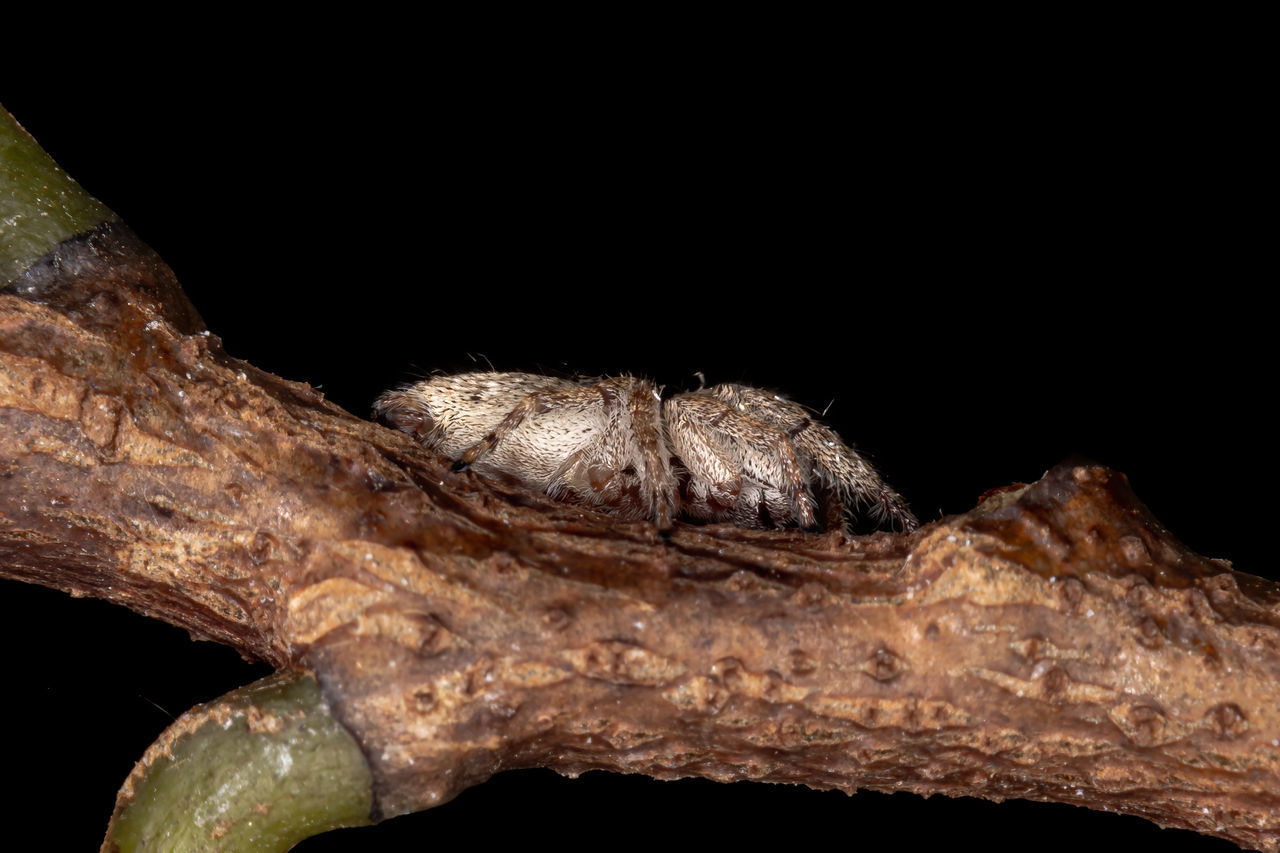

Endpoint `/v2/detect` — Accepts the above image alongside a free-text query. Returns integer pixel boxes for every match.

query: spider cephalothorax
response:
[375,372,917,534]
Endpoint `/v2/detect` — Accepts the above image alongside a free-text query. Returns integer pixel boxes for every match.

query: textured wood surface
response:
[2,225,1278,850]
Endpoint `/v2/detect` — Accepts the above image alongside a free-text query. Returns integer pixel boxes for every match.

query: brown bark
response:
[3,225,1278,851]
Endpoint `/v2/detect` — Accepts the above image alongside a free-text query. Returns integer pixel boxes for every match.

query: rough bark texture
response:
[3,225,1279,851]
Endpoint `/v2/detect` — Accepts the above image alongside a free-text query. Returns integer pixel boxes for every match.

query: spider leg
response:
[665,393,817,529]
[559,380,677,529]
[790,419,918,531]
[708,384,918,532]
[455,391,552,469]
[662,396,743,518]
[604,379,677,531]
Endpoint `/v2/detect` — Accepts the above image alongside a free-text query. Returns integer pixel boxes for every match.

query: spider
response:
[374,372,917,534]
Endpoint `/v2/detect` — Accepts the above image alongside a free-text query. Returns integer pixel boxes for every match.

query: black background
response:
[0,29,1264,853]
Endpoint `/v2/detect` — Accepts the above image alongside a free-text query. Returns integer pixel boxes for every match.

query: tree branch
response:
[3,222,1279,851]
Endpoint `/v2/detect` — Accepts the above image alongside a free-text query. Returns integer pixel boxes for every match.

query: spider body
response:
[374,372,917,534]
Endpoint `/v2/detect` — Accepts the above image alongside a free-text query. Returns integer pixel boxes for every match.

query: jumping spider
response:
[374,372,917,534]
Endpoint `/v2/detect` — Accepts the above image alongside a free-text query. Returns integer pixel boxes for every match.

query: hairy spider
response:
[374,372,917,534]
